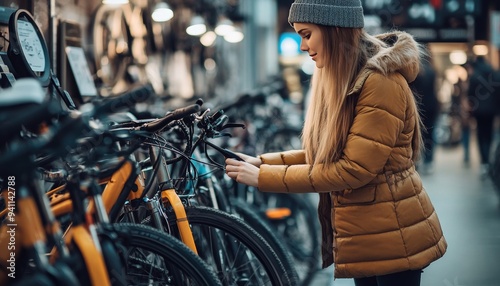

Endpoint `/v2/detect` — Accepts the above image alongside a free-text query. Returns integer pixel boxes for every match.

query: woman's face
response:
[294,23,324,68]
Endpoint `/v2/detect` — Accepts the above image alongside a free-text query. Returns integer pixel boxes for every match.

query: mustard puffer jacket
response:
[257,31,447,278]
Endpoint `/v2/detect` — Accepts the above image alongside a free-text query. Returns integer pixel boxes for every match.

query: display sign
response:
[65,46,98,97]
[361,0,483,42]
[17,19,46,72]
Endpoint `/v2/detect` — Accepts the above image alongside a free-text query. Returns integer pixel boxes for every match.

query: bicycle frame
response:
[55,172,114,286]
[2,162,133,286]
[46,159,141,285]
[50,159,141,220]
[46,148,198,255]
[0,189,49,283]
[0,178,74,285]
[149,146,198,254]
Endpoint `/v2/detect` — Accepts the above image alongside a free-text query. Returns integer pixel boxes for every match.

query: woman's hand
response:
[225,158,260,187]
[234,152,262,167]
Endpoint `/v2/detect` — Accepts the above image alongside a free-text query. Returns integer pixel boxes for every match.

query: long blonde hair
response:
[302,27,422,167]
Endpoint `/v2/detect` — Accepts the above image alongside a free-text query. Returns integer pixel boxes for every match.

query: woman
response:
[225,0,447,285]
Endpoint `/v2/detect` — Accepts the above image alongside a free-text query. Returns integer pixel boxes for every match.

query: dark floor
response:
[307,140,500,286]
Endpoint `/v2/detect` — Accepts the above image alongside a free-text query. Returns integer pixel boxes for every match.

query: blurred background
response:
[1,0,499,285]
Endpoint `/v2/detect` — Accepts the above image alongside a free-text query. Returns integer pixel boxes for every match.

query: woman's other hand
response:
[225,158,260,187]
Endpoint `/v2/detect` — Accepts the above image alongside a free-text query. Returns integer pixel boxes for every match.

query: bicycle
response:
[105,101,299,285]
[174,107,302,285]
[0,94,113,285]
[1,84,222,285]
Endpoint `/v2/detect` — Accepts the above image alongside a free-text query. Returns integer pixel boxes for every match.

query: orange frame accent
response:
[161,189,198,254]
[66,227,111,286]
[51,161,135,217]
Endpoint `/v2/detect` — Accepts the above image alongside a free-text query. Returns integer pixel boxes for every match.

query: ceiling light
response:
[102,0,128,5]
[224,29,244,43]
[473,44,488,56]
[186,16,207,36]
[152,2,174,22]
[215,18,235,36]
[204,58,217,71]
[449,50,467,65]
[102,0,128,4]
[200,31,217,47]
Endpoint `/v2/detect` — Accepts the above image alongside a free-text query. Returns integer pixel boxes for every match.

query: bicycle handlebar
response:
[0,113,85,174]
[139,101,202,132]
[1,101,61,144]
[218,92,266,113]
[93,84,154,118]
[0,86,156,174]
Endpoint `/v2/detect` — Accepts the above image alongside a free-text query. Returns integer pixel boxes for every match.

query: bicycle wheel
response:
[261,127,302,153]
[98,223,221,286]
[192,176,299,285]
[258,192,321,285]
[229,197,300,285]
[165,206,295,286]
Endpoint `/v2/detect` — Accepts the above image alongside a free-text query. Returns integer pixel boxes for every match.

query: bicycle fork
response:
[149,146,198,254]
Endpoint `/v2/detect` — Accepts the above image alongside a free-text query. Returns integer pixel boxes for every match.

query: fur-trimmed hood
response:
[348,31,421,96]
[369,31,421,83]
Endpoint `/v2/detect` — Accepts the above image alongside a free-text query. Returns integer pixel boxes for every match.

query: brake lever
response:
[221,123,246,130]
[204,140,244,161]
[213,132,232,138]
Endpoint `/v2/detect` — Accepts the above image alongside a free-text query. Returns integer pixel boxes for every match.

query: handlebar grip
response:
[94,84,154,118]
[195,98,204,106]
[168,103,201,121]
[209,109,224,122]
[140,102,201,132]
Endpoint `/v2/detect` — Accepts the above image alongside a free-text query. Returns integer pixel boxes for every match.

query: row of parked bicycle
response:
[0,78,321,286]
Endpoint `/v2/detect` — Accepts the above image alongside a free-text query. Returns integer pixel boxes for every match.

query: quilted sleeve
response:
[259,150,306,165]
[258,73,407,193]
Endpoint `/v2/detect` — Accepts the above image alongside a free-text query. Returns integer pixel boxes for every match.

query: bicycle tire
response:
[192,176,299,285]
[229,197,300,285]
[258,192,321,285]
[261,127,302,153]
[98,222,222,286]
[165,206,295,286]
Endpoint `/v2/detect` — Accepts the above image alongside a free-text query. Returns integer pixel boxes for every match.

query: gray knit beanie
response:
[288,0,364,28]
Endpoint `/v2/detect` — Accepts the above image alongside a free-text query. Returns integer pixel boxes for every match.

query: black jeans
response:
[353,269,422,286]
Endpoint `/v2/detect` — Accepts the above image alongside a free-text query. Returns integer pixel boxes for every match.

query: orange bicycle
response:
[0,99,113,285]
[36,90,220,285]
[1,86,221,285]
